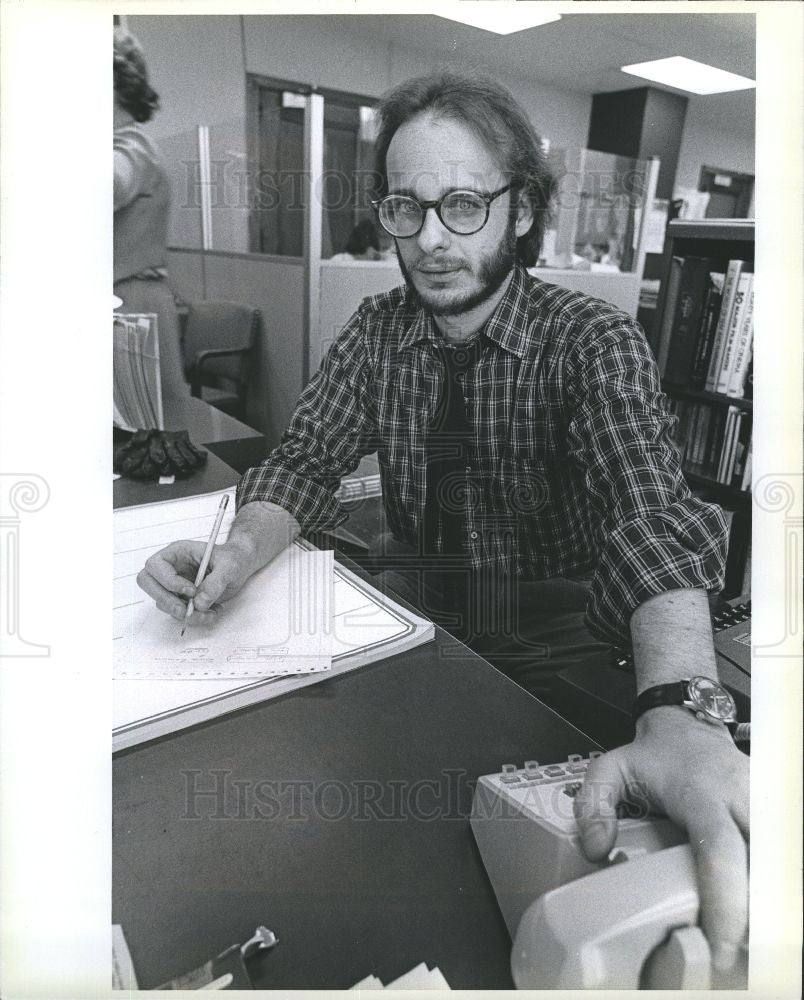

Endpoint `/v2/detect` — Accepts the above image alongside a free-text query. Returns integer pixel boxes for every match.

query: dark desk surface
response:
[113,623,600,990]
[113,450,241,510]
[113,398,262,510]
[112,407,600,988]
[162,396,262,445]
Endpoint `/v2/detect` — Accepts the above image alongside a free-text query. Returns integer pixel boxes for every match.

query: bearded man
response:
[138,72,748,976]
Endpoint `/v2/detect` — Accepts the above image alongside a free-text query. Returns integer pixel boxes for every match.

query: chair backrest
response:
[183,301,259,384]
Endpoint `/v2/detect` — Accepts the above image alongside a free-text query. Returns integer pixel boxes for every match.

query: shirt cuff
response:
[236,463,348,535]
[585,500,728,645]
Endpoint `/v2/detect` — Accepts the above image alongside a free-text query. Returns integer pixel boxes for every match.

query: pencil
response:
[180,493,229,637]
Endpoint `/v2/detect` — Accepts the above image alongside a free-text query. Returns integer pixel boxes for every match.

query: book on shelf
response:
[655,255,683,374]
[689,271,725,389]
[741,352,753,400]
[659,256,718,385]
[726,283,754,398]
[113,312,164,432]
[740,437,753,493]
[706,407,727,478]
[670,397,751,492]
[716,270,753,394]
[704,259,744,392]
[730,412,752,489]
[662,256,715,384]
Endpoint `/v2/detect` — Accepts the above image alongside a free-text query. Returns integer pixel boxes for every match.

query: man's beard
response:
[396,221,518,317]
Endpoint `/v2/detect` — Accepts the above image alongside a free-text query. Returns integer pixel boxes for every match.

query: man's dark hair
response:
[114,27,160,123]
[373,71,556,266]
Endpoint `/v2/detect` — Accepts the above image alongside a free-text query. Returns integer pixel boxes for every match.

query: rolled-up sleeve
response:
[565,317,728,645]
[237,310,378,533]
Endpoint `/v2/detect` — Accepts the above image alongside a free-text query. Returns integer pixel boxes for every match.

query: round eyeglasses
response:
[371,184,511,238]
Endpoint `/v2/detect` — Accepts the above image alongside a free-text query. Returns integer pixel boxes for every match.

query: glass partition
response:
[540,148,656,273]
[154,105,655,273]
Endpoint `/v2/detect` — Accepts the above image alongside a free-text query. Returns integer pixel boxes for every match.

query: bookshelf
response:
[652,218,754,597]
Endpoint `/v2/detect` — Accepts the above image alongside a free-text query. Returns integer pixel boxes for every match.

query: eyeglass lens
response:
[379,191,488,237]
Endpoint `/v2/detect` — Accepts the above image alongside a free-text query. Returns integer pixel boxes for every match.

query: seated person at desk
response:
[137,72,748,975]
[330,219,384,261]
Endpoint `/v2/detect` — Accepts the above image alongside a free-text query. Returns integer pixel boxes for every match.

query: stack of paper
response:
[113,490,435,751]
[113,312,164,431]
[114,491,334,688]
[352,963,450,990]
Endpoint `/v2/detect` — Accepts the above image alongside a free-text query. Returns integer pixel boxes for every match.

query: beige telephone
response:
[470,753,747,990]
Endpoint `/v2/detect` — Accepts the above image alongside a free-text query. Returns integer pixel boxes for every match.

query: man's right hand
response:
[136,539,253,626]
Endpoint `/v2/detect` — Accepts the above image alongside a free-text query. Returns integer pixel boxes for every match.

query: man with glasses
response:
[138,72,748,978]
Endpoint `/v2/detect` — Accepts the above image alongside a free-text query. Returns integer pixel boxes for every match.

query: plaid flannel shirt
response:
[238,264,727,644]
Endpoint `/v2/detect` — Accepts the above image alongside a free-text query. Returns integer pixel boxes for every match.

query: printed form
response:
[113,489,434,749]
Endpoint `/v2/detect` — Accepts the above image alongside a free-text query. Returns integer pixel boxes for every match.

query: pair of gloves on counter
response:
[114,429,208,480]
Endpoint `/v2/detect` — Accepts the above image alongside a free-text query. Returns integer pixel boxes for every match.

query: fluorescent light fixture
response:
[621,56,755,96]
[437,4,561,36]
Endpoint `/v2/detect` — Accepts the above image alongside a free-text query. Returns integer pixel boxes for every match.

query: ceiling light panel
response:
[621,56,756,96]
[437,4,561,36]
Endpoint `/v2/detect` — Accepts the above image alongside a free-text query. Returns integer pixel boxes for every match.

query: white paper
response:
[351,963,451,990]
[113,491,332,679]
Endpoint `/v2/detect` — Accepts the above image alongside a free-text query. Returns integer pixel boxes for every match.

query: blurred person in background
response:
[114,27,189,399]
[330,219,383,261]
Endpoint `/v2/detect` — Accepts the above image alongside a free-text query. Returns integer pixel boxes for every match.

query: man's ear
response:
[514,192,534,238]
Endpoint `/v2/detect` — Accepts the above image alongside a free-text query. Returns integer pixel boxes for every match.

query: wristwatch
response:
[634,676,738,732]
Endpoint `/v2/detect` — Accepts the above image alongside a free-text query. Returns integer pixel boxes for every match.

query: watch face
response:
[688,676,737,722]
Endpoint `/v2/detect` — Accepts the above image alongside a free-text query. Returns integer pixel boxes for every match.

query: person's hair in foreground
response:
[113,27,160,123]
[373,71,556,266]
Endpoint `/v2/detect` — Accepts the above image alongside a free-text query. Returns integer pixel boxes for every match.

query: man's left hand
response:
[573,706,748,979]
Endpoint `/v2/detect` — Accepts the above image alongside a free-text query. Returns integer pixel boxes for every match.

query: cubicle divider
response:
[315,260,403,371]
[165,250,640,455]
[528,267,641,316]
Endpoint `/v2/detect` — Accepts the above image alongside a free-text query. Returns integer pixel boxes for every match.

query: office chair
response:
[183,301,260,420]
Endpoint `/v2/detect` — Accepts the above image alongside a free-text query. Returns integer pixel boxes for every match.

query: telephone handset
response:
[470,753,747,990]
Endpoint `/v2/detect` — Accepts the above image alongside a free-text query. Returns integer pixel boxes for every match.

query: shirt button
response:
[455,372,465,384]
[465,465,473,473]
[469,531,478,540]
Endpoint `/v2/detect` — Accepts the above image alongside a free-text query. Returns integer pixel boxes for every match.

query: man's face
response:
[385,113,533,317]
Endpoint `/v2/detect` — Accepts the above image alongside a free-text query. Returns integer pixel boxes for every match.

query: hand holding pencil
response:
[137,494,246,627]
[136,491,301,624]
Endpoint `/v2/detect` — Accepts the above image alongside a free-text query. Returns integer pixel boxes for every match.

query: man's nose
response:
[416,206,451,254]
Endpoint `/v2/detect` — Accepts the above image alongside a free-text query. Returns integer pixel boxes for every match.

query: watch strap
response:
[633,681,688,720]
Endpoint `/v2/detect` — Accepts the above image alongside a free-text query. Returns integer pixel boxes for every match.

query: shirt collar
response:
[398,263,535,360]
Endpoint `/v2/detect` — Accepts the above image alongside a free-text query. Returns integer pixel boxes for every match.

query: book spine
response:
[676,399,691,465]
[723,409,743,484]
[693,405,711,468]
[717,407,737,483]
[716,271,752,394]
[727,279,755,397]
[703,406,724,479]
[664,257,711,385]
[732,417,753,490]
[657,256,684,376]
[689,276,723,388]
[740,436,753,492]
[705,259,743,391]
[741,351,754,399]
